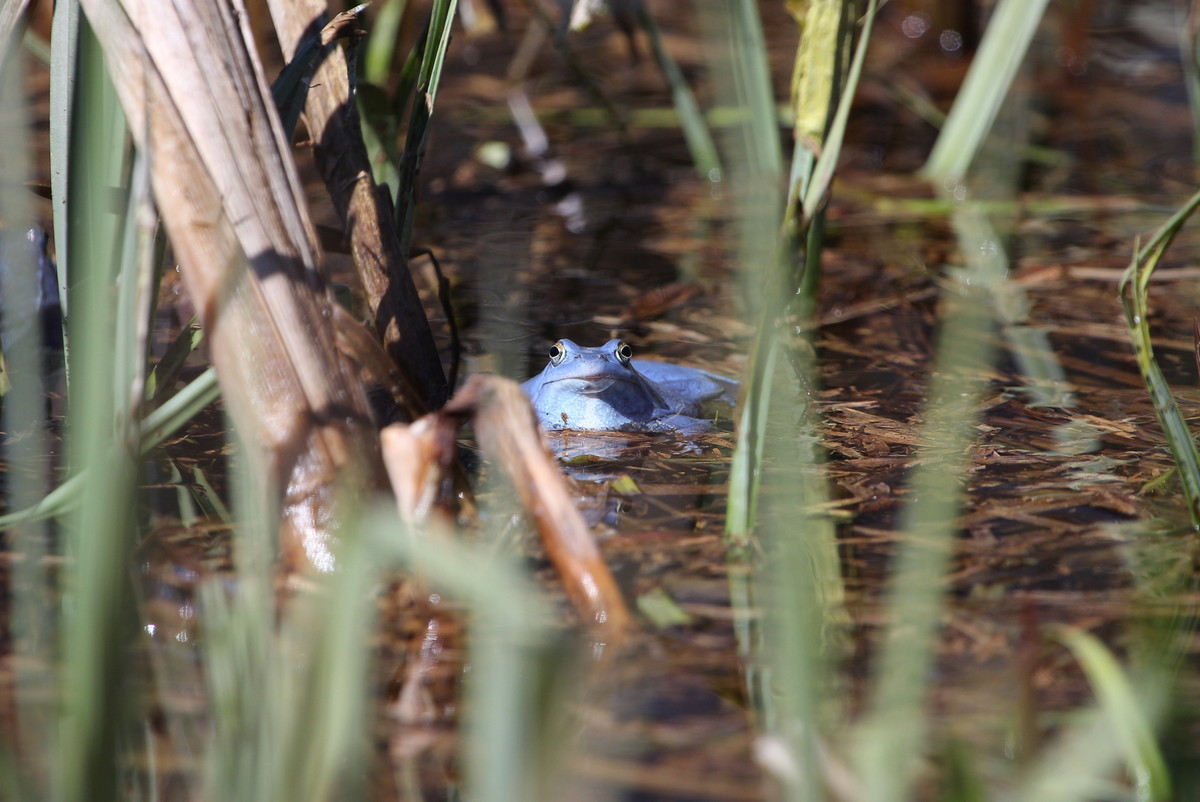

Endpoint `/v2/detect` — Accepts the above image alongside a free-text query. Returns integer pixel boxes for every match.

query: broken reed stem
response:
[443,374,632,632]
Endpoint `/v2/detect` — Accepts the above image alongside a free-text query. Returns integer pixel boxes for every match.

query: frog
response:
[520,338,737,433]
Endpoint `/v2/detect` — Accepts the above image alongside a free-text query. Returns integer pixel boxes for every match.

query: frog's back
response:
[631,360,739,406]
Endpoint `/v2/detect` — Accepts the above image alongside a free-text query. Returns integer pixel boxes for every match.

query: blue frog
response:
[521,339,737,433]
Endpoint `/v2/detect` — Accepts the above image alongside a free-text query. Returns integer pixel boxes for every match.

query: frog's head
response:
[537,338,643,394]
[522,338,673,430]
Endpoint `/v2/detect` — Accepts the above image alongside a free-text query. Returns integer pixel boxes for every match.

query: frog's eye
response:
[616,342,633,363]
[549,342,566,364]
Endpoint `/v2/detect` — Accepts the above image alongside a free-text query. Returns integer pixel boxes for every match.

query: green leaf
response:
[364,0,408,85]
[637,587,694,628]
[921,0,1051,184]
[1052,627,1171,802]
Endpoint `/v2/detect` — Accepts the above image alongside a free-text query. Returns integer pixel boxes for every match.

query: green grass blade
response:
[920,0,1050,184]
[635,4,720,176]
[1003,324,1075,407]
[359,27,422,195]
[728,0,781,177]
[357,90,402,193]
[363,505,554,802]
[394,0,459,251]
[854,207,1006,802]
[390,25,425,130]
[364,0,407,85]
[1017,710,1141,802]
[145,318,202,405]
[701,0,781,178]
[1051,627,1171,801]
[200,427,277,801]
[695,4,854,798]
[48,0,78,362]
[58,18,137,802]
[114,148,156,433]
[756,375,845,801]
[699,0,785,541]
[725,326,779,542]
[137,367,220,455]
[1118,188,1200,526]
[726,0,873,545]
[416,0,455,106]
[0,365,219,528]
[276,533,375,801]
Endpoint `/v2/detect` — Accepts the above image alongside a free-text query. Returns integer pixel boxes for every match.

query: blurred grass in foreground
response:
[1,1,1197,801]
[704,0,1184,800]
[0,16,52,799]
[2,0,572,799]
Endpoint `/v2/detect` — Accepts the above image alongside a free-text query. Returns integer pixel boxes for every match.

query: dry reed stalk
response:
[445,375,632,632]
[380,413,459,526]
[381,375,631,631]
[78,0,383,572]
[267,0,449,412]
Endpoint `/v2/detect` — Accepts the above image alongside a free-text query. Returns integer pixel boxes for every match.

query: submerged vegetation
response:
[2,0,1200,800]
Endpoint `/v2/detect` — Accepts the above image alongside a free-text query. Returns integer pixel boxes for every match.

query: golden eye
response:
[549,342,565,364]
[616,342,633,363]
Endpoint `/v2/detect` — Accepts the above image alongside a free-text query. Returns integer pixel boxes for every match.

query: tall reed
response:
[699,0,1182,800]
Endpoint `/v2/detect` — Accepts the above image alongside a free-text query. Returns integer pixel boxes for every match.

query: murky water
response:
[417,3,1200,798]
[7,1,1200,799]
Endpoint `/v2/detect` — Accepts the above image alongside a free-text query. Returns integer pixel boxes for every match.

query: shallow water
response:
[6,0,1200,799]
[412,3,1200,798]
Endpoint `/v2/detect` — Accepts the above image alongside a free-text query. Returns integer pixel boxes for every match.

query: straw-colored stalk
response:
[381,373,632,632]
[76,0,384,572]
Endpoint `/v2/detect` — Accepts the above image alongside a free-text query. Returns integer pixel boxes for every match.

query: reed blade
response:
[394,0,460,254]
[1118,188,1200,526]
[635,3,720,176]
[920,0,1051,184]
[57,20,137,801]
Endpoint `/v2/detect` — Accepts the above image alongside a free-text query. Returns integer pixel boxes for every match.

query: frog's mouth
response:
[545,375,631,394]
